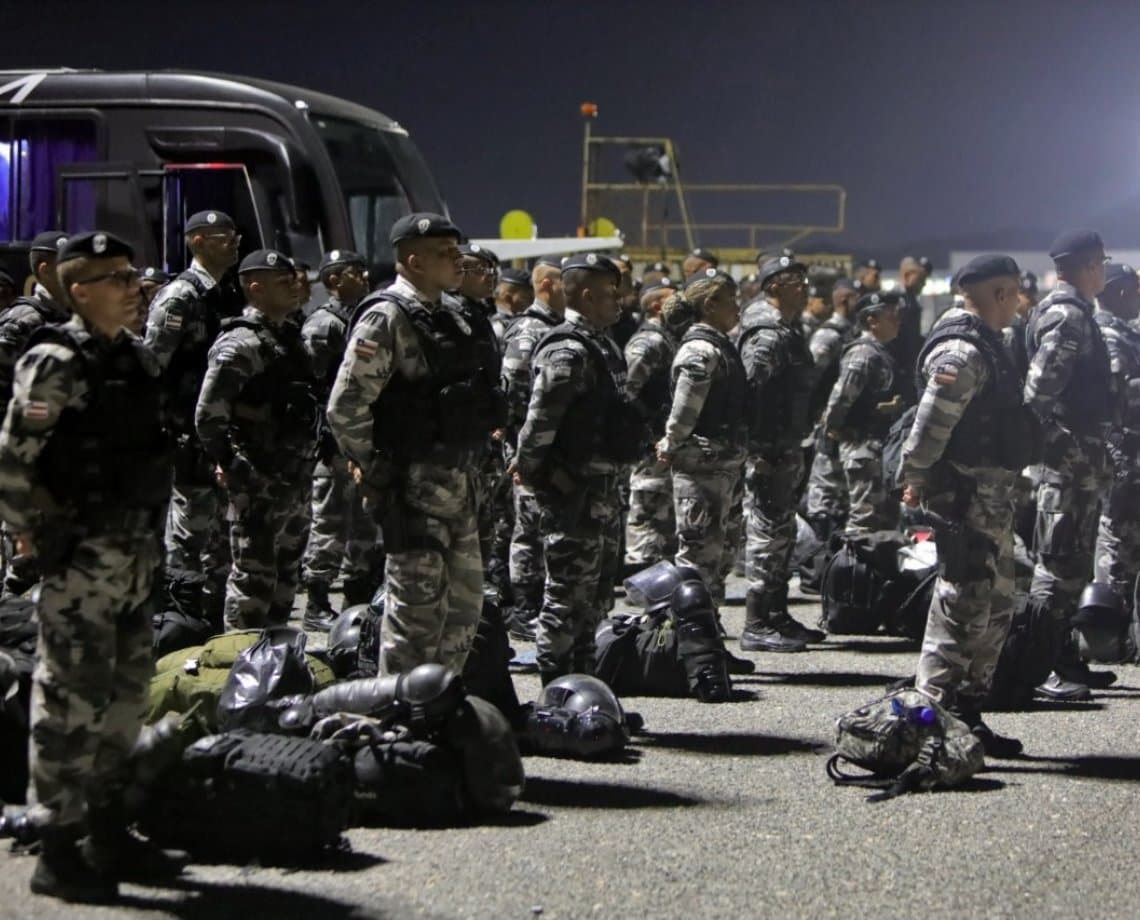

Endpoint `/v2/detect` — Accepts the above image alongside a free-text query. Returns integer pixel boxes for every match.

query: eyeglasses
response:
[74,268,141,287]
[461,266,499,277]
[201,232,241,243]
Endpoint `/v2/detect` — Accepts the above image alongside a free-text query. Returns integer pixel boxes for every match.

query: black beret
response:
[646,261,670,274]
[918,256,934,273]
[140,266,171,284]
[952,253,1021,288]
[238,248,294,275]
[459,242,500,266]
[683,267,735,291]
[640,277,676,299]
[534,255,563,269]
[30,230,68,253]
[859,258,882,271]
[1048,229,1104,262]
[808,284,822,298]
[561,252,621,281]
[740,272,760,285]
[613,254,633,268]
[688,247,719,266]
[184,210,236,233]
[1019,271,1038,293]
[854,291,901,317]
[498,268,533,288]
[318,249,367,277]
[389,212,462,246]
[758,254,807,288]
[1103,262,1138,292]
[57,231,135,264]
[833,277,856,293]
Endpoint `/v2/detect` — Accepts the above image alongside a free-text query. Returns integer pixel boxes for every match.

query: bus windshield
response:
[312,114,446,273]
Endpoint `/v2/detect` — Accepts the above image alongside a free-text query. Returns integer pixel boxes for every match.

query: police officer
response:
[821,291,905,535]
[0,232,179,901]
[327,213,488,675]
[501,256,565,638]
[490,267,532,344]
[1025,230,1116,699]
[1093,263,1140,618]
[0,230,69,597]
[139,266,171,308]
[514,253,644,684]
[855,258,882,293]
[900,254,1030,757]
[145,210,242,618]
[300,249,380,626]
[447,243,512,598]
[801,283,833,341]
[624,277,679,570]
[739,256,825,651]
[654,271,746,605]
[889,255,931,407]
[681,246,719,279]
[610,255,641,349]
[1003,271,1037,383]
[196,250,319,630]
[739,271,763,309]
[642,260,671,287]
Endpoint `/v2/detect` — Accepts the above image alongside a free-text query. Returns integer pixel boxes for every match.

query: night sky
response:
[10,0,1140,258]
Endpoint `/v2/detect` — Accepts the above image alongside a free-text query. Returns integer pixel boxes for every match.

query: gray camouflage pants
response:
[840,438,897,535]
[301,457,378,585]
[1093,473,1140,605]
[625,458,676,567]
[510,484,545,613]
[805,443,849,523]
[672,445,743,605]
[744,449,806,595]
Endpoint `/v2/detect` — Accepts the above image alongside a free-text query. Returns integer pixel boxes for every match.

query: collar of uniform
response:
[565,307,599,334]
[242,304,285,328]
[390,273,439,308]
[189,257,219,290]
[1095,307,1129,329]
[66,311,120,346]
[33,282,53,304]
[1053,280,1092,310]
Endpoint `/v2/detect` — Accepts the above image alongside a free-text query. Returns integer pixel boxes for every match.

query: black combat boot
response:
[740,589,807,653]
[83,796,188,884]
[768,582,826,643]
[302,580,338,631]
[1034,670,1092,701]
[30,825,117,903]
[1056,631,1117,689]
[508,582,542,641]
[953,700,1023,759]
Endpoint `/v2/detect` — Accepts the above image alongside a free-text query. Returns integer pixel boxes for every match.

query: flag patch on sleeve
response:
[354,337,378,359]
[23,401,49,420]
[164,314,183,330]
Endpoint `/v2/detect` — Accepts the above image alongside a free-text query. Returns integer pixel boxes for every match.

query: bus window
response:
[162,164,264,272]
[0,117,97,242]
[57,163,161,266]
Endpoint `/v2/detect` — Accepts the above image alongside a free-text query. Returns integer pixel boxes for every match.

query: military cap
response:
[561,252,621,280]
[238,248,294,275]
[184,210,236,233]
[57,231,135,264]
[645,261,671,274]
[318,249,367,277]
[758,254,808,288]
[389,212,462,246]
[854,290,901,317]
[952,254,1021,288]
[140,266,171,284]
[459,242,499,267]
[613,254,633,269]
[30,230,68,253]
[833,277,856,293]
[918,256,934,273]
[498,267,533,288]
[534,255,563,269]
[1020,271,1038,293]
[684,267,735,291]
[859,258,882,271]
[740,272,759,284]
[1048,229,1104,263]
[1103,262,1138,292]
[689,247,719,267]
[640,277,676,299]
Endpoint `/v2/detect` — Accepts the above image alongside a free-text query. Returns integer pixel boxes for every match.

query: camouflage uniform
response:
[1024,282,1114,642]
[903,308,1027,706]
[196,306,319,629]
[489,308,517,346]
[596,333,631,613]
[821,330,902,535]
[0,284,70,595]
[805,313,855,533]
[1092,309,1140,602]
[739,308,815,598]
[801,310,822,342]
[300,295,379,595]
[327,276,484,676]
[624,319,678,567]
[887,289,925,407]
[144,259,239,605]
[659,322,746,604]
[0,316,170,832]
[515,309,630,680]
[502,301,562,622]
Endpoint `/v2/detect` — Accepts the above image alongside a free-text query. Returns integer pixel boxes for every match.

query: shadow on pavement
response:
[169,844,386,871]
[118,876,386,919]
[738,671,903,688]
[947,777,1006,794]
[816,638,919,654]
[639,730,826,756]
[520,776,702,809]
[985,754,1140,782]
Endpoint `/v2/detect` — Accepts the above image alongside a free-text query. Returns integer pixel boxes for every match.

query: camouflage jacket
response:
[501,300,562,446]
[1095,308,1140,453]
[0,284,70,408]
[661,321,746,458]
[301,295,355,401]
[623,319,677,435]
[821,332,900,440]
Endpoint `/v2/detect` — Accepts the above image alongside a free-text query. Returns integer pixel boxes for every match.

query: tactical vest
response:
[4,293,66,325]
[447,293,503,387]
[357,290,503,464]
[164,270,235,433]
[219,315,320,477]
[810,315,853,418]
[532,322,648,468]
[1096,311,1140,435]
[30,326,172,526]
[310,299,354,394]
[738,316,814,451]
[1026,294,1113,432]
[917,311,1039,471]
[627,323,675,437]
[679,324,747,445]
[841,338,900,439]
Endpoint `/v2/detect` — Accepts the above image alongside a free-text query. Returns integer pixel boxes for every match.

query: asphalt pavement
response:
[3,575,1140,919]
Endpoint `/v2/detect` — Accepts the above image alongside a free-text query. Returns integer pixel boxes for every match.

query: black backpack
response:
[820,532,905,634]
[594,613,690,697]
[985,593,1055,710]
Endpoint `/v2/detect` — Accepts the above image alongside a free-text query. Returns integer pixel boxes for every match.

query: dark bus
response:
[0,68,447,286]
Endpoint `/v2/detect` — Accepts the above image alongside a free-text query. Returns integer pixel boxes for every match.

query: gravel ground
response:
[3,575,1140,919]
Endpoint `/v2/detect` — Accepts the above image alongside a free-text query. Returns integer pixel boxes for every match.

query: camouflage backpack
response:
[828,688,984,801]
